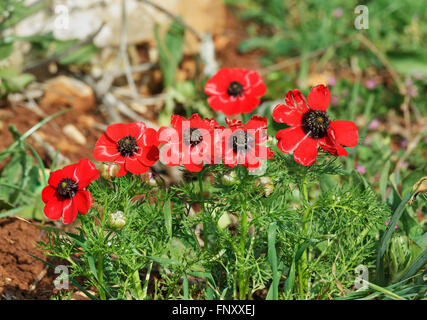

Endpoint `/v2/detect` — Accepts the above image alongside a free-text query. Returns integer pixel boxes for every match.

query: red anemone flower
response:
[204,68,266,116]
[94,122,159,176]
[221,115,274,170]
[42,159,99,224]
[158,114,220,172]
[273,85,358,166]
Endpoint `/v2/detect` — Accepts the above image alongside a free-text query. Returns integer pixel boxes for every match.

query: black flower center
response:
[57,178,78,199]
[302,110,330,139]
[227,81,244,97]
[117,135,139,156]
[183,128,203,147]
[230,130,254,154]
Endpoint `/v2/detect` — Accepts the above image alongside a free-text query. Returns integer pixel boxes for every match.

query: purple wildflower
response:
[333,8,344,18]
[369,119,380,130]
[356,165,366,174]
[364,79,377,90]
[385,220,399,230]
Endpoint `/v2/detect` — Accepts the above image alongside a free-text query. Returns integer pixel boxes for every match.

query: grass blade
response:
[398,248,427,282]
[379,160,391,201]
[0,108,70,163]
[267,222,278,300]
[163,198,172,240]
[376,190,415,285]
[183,271,189,299]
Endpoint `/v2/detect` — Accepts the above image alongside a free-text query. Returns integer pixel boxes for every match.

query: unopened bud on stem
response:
[107,210,126,229]
[221,171,238,186]
[99,162,120,180]
[255,176,274,197]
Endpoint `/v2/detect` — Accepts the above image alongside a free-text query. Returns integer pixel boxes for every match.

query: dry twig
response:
[31,132,70,165]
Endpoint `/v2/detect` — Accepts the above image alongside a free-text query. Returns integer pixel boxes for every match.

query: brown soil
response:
[0,102,106,169]
[215,8,262,70]
[0,217,57,300]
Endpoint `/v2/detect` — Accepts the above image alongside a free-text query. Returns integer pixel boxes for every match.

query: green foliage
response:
[154,21,185,88]
[0,68,35,97]
[227,0,426,64]
[0,125,45,219]
[0,109,69,219]
[0,0,46,32]
[37,152,424,300]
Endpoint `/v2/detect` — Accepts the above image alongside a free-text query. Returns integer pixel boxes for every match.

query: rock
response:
[63,124,87,145]
[56,138,81,153]
[41,76,95,112]
[304,73,333,89]
[13,0,226,54]
[77,115,96,127]
[71,290,96,300]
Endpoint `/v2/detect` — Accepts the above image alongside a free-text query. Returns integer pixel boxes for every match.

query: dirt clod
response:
[0,218,57,300]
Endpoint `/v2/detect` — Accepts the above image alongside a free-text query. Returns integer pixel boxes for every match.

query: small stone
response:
[63,124,87,146]
[56,138,81,153]
[41,76,95,112]
[71,290,96,300]
[77,115,95,127]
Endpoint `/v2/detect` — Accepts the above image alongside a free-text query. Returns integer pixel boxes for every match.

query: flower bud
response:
[107,210,126,229]
[99,162,120,180]
[255,176,274,197]
[143,171,161,187]
[387,235,411,276]
[409,176,427,204]
[221,171,238,186]
[218,212,233,229]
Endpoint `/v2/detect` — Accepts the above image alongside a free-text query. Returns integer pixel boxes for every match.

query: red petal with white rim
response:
[293,137,318,166]
[62,199,78,225]
[276,126,310,153]
[75,159,99,189]
[272,103,304,126]
[94,134,121,162]
[284,89,309,113]
[128,122,146,141]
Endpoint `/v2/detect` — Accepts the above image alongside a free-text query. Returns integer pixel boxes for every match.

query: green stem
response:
[367,282,406,300]
[238,167,249,300]
[97,255,107,300]
[141,262,153,299]
[132,269,144,300]
[239,200,248,299]
[298,176,310,300]
[198,171,207,250]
